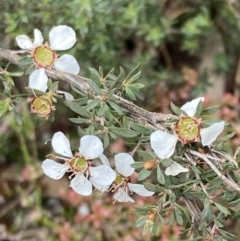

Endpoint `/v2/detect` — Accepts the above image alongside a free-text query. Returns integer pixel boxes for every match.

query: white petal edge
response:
[89,166,116,186]
[181,97,205,117]
[33,29,44,46]
[90,178,110,193]
[79,135,103,159]
[128,183,154,197]
[49,25,76,50]
[70,174,92,196]
[150,130,178,159]
[113,188,135,203]
[42,159,68,179]
[54,54,80,74]
[16,35,34,50]
[29,68,48,92]
[56,90,74,100]
[165,162,188,176]
[51,131,73,157]
[99,154,110,166]
[200,122,225,146]
[115,153,135,177]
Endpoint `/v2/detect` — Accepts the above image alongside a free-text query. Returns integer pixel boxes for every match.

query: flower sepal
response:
[28,93,56,119]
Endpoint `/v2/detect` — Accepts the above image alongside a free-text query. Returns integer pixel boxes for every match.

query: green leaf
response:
[69,117,89,124]
[157,165,165,184]
[109,127,139,138]
[65,101,90,118]
[201,199,212,222]
[194,100,203,117]
[126,71,141,84]
[134,206,149,215]
[200,105,219,115]
[174,208,184,225]
[137,150,154,160]
[135,217,147,228]
[214,202,230,215]
[130,162,145,169]
[108,100,124,115]
[201,119,224,126]
[218,229,238,240]
[18,56,33,65]
[137,169,152,181]
[131,88,145,100]
[109,67,125,91]
[170,102,183,115]
[89,67,101,87]
[87,79,102,95]
[130,122,153,135]
[169,192,176,204]
[71,85,87,97]
[103,133,110,148]
[151,217,158,236]
[125,87,136,100]
[168,210,175,226]
[217,132,235,142]
[97,103,107,117]
[161,158,174,167]
[234,147,240,159]
[144,183,165,193]
[125,63,140,80]
[86,99,101,111]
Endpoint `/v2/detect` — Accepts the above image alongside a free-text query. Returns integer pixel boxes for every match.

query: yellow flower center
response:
[175,117,200,144]
[70,157,88,172]
[33,45,57,68]
[114,174,125,186]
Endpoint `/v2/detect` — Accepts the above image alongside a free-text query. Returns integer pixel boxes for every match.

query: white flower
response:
[42,132,116,196]
[150,97,225,160]
[92,153,154,202]
[16,25,80,92]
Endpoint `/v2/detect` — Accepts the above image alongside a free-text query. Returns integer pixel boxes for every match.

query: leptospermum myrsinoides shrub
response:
[1,25,240,240]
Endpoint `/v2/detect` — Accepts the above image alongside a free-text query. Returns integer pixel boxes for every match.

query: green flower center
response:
[70,157,88,172]
[175,117,200,143]
[33,45,56,68]
[32,96,52,117]
[114,174,125,186]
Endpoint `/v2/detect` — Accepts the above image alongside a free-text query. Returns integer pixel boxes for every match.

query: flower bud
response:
[144,161,156,171]
[28,95,56,119]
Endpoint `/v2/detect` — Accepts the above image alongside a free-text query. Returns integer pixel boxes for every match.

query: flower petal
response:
[16,35,34,50]
[181,97,204,117]
[128,183,154,196]
[42,159,68,179]
[99,154,110,166]
[54,54,80,74]
[90,178,109,193]
[115,153,135,177]
[51,131,73,157]
[29,68,48,92]
[150,130,178,159]
[89,165,116,186]
[113,188,135,203]
[56,90,74,100]
[165,162,188,176]
[70,174,92,196]
[200,122,225,146]
[79,135,103,159]
[33,29,44,46]
[49,25,76,50]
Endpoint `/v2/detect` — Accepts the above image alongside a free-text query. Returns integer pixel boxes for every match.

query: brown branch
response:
[0,48,176,129]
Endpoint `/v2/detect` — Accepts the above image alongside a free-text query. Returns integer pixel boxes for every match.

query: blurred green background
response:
[1,0,240,240]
